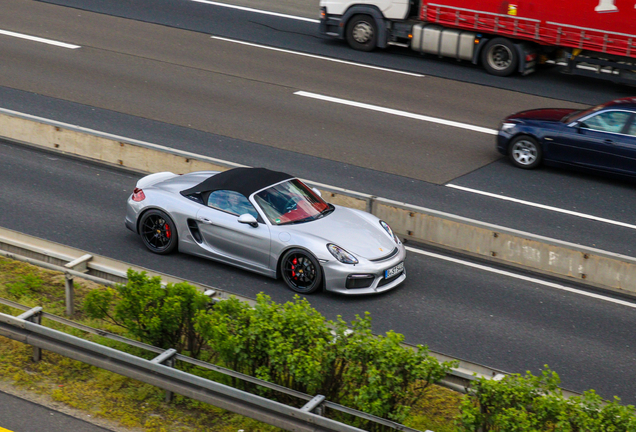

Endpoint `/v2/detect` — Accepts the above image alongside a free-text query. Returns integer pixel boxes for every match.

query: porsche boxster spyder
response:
[125,167,406,294]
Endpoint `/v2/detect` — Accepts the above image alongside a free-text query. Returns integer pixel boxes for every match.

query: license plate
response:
[384,262,404,279]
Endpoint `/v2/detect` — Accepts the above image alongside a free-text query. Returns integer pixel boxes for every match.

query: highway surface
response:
[0,391,115,432]
[1,0,636,410]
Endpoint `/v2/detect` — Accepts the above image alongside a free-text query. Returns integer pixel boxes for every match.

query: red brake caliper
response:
[165,224,171,239]
[291,257,297,279]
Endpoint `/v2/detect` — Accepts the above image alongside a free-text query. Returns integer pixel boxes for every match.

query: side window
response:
[582,111,631,134]
[627,119,636,136]
[207,190,258,218]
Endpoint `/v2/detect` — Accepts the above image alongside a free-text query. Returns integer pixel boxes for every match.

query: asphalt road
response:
[1,0,636,412]
[0,391,115,432]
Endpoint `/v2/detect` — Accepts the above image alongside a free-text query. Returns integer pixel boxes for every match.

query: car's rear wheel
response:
[280,249,322,294]
[139,209,178,254]
[509,135,542,169]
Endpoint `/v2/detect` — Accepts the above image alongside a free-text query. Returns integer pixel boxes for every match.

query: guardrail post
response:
[301,394,326,416]
[17,307,43,361]
[151,348,178,403]
[64,274,74,316]
[366,196,377,214]
[63,254,93,316]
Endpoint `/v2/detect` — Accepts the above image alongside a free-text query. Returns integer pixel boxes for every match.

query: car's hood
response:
[283,207,397,260]
[505,108,579,123]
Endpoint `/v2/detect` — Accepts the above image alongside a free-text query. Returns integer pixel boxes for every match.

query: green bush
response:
[194,294,333,397]
[84,269,209,357]
[458,367,636,431]
[195,293,455,427]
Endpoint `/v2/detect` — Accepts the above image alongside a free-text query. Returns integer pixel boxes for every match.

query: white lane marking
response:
[0,29,81,49]
[447,184,636,231]
[406,246,636,309]
[295,91,497,134]
[211,36,424,77]
[191,0,319,22]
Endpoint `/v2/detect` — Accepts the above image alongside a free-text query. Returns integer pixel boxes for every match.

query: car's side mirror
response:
[573,122,586,132]
[312,187,322,197]
[238,214,258,228]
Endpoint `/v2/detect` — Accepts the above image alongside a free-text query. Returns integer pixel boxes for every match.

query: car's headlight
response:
[500,122,518,132]
[327,244,358,264]
[380,220,399,244]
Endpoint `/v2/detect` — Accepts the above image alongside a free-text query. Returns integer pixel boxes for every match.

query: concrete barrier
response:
[1,108,635,296]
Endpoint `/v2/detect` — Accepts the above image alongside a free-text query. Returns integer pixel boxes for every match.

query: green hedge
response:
[85,270,636,432]
[459,368,636,431]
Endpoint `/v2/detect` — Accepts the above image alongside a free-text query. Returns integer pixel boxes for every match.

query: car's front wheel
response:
[280,249,322,294]
[139,209,178,254]
[509,135,542,169]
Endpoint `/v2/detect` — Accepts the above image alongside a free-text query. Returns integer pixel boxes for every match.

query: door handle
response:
[603,139,614,144]
[197,217,214,224]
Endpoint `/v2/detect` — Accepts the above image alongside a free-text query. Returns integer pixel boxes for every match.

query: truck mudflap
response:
[515,42,537,75]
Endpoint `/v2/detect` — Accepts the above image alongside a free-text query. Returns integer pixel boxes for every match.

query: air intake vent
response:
[187,219,203,243]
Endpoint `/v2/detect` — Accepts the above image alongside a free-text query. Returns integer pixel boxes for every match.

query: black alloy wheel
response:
[280,249,322,293]
[139,209,178,254]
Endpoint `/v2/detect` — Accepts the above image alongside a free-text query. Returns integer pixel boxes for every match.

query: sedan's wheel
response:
[346,15,377,52]
[139,209,178,254]
[481,37,518,77]
[509,135,542,169]
[280,249,322,294]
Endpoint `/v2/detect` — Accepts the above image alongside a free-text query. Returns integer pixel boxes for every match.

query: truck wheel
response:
[346,15,377,52]
[481,38,518,77]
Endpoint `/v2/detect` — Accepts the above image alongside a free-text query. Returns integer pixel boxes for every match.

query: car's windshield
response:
[254,179,331,225]
[562,103,607,123]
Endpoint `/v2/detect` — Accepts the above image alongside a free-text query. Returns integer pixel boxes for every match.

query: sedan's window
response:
[254,179,330,225]
[627,121,636,137]
[582,111,631,134]
[207,190,259,218]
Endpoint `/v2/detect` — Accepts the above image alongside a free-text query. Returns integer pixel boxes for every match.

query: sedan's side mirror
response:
[572,121,586,132]
[312,187,322,197]
[238,214,258,228]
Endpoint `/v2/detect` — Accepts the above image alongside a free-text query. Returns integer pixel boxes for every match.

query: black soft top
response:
[180,167,293,198]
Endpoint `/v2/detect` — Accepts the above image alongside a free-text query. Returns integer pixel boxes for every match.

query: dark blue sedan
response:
[496,97,636,177]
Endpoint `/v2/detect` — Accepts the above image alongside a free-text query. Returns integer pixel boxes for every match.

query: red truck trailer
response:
[319,0,636,83]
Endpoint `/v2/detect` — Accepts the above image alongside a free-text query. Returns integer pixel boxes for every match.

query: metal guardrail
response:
[0,308,373,432]
[0,302,432,432]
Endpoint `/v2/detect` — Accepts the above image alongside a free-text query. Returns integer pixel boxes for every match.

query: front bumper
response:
[322,245,407,295]
[496,127,516,156]
[319,8,343,39]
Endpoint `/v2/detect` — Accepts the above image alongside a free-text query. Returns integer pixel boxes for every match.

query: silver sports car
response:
[125,167,406,294]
